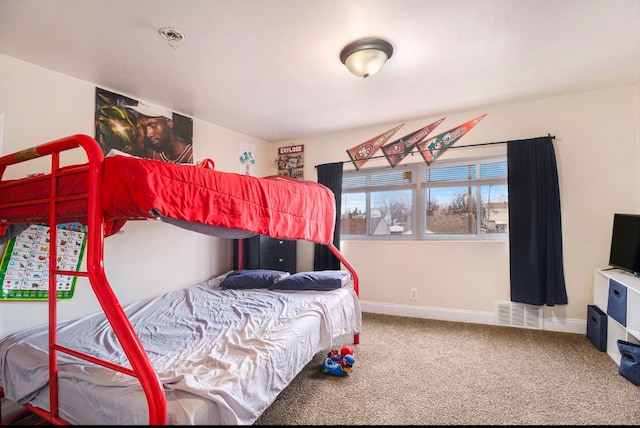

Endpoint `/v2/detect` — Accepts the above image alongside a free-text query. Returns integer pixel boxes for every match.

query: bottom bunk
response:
[0,270,362,425]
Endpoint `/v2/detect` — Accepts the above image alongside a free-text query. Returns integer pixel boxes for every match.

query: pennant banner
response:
[416,114,487,166]
[346,123,405,170]
[381,118,446,168]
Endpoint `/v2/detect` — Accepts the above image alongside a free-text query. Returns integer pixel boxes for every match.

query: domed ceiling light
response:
[339,38,393,78]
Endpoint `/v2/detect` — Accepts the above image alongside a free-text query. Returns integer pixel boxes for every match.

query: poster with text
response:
[0,223,87,300]
[277,144,304,179]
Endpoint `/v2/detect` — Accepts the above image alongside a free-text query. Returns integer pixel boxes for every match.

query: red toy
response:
[326,345,355,366]
[327,348,342,362]
[340,345,354,357]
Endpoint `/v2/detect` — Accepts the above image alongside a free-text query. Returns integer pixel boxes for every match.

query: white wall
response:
[287,83,640,333]
[1,52,639,337]
[0,54,272,336]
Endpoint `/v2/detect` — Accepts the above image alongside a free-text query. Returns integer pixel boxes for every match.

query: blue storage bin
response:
[586,304,607,351]
[607,279,627,327]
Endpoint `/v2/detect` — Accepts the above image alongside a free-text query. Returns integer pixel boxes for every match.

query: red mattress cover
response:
[0,156,337,245]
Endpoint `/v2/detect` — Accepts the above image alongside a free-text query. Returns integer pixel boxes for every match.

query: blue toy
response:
[320,353,355,377]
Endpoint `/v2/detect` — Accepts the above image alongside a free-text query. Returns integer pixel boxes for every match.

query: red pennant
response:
[416,114,487,166]
[346,124,405,170]
[381,118,446,168]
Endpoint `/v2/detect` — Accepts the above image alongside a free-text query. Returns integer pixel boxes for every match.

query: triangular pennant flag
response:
[416,114,487,166]
[381,118,446,168]
[346,123,405,170]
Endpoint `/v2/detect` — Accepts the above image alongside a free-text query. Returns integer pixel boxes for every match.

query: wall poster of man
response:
[95,88,194,164]
[276,144,304,180]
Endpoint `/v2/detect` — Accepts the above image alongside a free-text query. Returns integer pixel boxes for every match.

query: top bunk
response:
[0,134,337,245]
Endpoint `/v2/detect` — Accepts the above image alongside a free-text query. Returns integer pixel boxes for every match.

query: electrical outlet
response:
[409,288,418,301]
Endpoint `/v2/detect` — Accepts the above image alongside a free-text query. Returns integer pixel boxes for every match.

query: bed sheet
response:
[0,272,361,425]
[0,154,337,244]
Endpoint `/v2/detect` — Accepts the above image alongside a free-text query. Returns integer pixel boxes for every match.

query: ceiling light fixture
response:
[159,27,185,50]
[339,38,393,78]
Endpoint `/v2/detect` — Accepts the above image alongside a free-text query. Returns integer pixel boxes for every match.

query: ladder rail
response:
[0,134,167,425]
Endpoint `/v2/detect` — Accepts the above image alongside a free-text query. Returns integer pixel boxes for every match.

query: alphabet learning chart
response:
[0,223,87,300]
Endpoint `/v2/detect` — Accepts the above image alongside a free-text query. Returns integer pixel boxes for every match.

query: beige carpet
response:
[3,312,640,425]
[255,312,640,425]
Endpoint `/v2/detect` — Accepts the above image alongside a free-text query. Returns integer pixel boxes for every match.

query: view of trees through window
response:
[341,156,508,240]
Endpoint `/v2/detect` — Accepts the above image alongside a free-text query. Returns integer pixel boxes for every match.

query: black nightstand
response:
[233,236,297,273]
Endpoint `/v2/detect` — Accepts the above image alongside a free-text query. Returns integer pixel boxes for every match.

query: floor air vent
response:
[495,301,543,329]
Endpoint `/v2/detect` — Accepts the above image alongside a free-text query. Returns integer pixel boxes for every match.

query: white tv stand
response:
[593,267,640,365]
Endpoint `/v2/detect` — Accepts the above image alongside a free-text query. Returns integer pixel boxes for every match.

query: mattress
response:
[0,272,362,425]
[0,154,337,244]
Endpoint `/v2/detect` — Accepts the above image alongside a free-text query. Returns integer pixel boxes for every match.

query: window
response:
[341,155,508,240]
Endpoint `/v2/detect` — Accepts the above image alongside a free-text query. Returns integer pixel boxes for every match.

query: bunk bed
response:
[0,134,361,425]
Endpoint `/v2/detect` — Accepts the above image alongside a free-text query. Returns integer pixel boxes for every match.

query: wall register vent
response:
[495,301,543,330]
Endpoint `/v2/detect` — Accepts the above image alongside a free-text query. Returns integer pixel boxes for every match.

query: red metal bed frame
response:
[0,134,359,425]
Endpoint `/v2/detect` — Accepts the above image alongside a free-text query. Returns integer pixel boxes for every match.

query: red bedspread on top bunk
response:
[0,154,337,245]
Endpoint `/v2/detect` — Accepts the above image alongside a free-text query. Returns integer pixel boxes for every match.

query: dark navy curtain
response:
[314,162,343,270]
[507,136,568,306]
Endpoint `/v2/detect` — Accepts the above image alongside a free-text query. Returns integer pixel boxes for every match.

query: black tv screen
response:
[609,213,640,276]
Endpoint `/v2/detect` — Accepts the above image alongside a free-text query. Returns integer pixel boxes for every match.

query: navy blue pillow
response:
[269,270,351,291]
[220,269,290,290]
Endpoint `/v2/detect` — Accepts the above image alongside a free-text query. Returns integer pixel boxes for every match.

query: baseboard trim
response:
[359,300,586,334]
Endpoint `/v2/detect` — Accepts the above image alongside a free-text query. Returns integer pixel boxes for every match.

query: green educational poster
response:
[0,223,87,300]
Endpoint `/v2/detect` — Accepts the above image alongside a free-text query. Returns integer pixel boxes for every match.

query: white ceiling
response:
[1,0,638,142]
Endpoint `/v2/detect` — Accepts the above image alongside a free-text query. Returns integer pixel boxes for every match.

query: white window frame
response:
[341,154,508,241]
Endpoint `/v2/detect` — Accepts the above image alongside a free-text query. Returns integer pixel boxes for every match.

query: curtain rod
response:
[315,134,556,168]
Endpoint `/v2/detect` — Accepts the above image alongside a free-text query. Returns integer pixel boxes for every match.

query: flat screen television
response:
[609,213,640,276]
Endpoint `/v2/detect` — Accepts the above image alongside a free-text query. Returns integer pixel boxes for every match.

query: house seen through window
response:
[341,155,508,240]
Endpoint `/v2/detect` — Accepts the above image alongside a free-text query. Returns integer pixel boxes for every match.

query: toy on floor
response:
[320,345,355,377]
[327,348,342,361]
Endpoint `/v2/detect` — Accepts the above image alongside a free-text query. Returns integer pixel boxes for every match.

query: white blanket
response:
[0,272,362,424]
